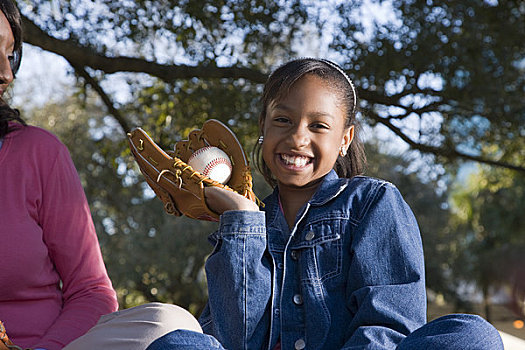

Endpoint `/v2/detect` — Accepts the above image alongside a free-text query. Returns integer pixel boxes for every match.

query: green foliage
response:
[126,78,262,149]
[332,0,524,168]
[15,0,525,313]
[450,161,525,313]
[21,0,307,64]
[19,0,525,170]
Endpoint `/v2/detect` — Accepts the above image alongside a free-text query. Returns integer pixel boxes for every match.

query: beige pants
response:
[64,303,202,350]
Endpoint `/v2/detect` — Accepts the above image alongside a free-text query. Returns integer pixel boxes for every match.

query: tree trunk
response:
[482,285,491,323]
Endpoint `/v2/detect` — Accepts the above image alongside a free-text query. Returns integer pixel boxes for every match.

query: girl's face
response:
[0,10,14,97]
[261,74,354,190]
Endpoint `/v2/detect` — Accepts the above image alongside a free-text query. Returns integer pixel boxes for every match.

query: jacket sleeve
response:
[37,145,118,350]
[342,182,427,349]
[199,210,272,350]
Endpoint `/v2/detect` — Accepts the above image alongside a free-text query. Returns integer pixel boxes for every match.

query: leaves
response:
[13,0,525,313]
[450,161,525,314]
[18,0,525,173]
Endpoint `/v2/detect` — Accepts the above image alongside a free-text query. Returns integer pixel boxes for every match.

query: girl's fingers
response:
[204,187,260,214]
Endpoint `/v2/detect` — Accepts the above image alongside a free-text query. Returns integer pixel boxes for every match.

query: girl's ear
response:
[259,118,265,135]
[259,112,267,136]
[341,126,355,155]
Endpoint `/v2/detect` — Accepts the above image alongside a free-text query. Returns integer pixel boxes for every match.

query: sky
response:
[13,45,73,108]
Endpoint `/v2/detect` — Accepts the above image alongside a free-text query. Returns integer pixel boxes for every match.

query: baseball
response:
[188,146,232,184]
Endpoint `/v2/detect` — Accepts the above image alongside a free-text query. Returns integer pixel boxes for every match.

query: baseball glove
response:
[127,119,260,221]
[0,321,29,350]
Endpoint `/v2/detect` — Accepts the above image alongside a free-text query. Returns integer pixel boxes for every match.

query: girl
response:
[145,58,503,349]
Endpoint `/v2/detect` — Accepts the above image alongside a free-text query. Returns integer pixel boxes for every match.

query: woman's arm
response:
[37,145,118,350]
[342,182,427,349]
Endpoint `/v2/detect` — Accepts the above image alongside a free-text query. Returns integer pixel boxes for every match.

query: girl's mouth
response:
[280,153,312,168]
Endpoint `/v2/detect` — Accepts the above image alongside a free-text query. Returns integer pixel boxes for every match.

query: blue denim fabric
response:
[148,171,503,349]
[200,171,428,349]
[146,330,225,350]
[398,314,503,350]
[147,314,503,350]
[200,210,271,350]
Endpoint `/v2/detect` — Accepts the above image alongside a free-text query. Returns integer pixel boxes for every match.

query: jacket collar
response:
[308,169,348,206]
[263,170,349,226]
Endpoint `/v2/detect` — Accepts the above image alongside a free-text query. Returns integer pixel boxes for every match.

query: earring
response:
[339,147,347,157]
[258,135,264,144]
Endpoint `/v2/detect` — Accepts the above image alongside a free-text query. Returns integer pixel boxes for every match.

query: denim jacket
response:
[200,170,426,350]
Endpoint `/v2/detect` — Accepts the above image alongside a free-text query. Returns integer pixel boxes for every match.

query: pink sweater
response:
[0,124,118,349]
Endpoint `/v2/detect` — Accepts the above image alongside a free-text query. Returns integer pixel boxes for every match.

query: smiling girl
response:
[142,58,505,350]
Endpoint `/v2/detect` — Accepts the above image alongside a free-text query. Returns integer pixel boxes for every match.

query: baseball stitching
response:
[189,146,210,162]
[202,157,232,177]
[189,147,232,180]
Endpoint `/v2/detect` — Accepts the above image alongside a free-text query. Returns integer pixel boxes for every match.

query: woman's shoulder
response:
[3,124,70,167]
[8,123,66,150]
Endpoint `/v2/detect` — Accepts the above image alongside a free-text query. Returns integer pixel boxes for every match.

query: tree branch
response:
[367,111,525,173]
[21,14,525,173]
[21,13,268,83]
[70,63,131,133]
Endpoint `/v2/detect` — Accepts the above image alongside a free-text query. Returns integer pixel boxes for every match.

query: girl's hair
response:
[253,58,367,187]
[0,0,25,139]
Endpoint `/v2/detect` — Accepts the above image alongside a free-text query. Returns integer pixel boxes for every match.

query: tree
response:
[17,0,524,173]
[450,155,525,320]
[14,0,525,315]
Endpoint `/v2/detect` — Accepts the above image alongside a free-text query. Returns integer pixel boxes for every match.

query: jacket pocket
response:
[291,220,343,283]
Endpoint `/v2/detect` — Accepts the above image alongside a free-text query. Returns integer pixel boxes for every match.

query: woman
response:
[0,1,118,349]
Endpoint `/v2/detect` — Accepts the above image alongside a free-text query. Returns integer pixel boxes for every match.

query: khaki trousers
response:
[64,303,202,350]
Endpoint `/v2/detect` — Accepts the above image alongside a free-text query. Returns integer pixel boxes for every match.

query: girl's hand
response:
[204,187,260,215]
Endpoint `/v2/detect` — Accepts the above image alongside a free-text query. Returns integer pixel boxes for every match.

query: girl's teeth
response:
[281,154,309,167]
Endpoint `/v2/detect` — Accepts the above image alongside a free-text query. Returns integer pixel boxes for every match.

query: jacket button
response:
[294,338,306,349]
[293,294,303,305]
[305,230,315,241]
[291,250,299,260]
[277,262,284,269]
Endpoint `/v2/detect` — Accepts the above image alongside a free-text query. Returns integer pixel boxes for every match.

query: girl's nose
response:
[288,124,309,149]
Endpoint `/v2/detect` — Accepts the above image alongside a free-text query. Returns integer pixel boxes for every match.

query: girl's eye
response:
[273,116,290,124]
[311,123,329,130]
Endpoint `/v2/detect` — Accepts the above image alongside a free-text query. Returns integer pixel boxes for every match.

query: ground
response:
[428,302,525,340]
